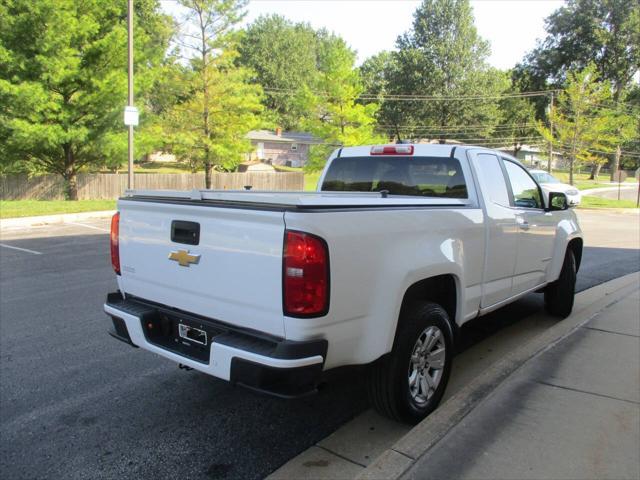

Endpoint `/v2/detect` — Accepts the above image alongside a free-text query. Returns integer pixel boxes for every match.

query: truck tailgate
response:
[117,199,286,337]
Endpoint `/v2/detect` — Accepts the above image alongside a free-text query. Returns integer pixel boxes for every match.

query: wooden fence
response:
[0,172,304,200]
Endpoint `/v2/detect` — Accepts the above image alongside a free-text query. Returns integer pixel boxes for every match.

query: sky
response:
[161,0,565,69]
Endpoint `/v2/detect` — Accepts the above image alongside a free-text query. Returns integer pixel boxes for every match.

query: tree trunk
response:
[569,156,575,186]
[198,8,212,191]
[589,163,603,180]
[65,171,78,200]
[513,143,521,158]
[204,161,212,189]
[610,145,621,182]
[62,143,78,200]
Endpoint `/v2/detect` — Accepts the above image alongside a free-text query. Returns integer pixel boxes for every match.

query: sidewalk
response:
[0,210,115,229]
[401,286,639,480]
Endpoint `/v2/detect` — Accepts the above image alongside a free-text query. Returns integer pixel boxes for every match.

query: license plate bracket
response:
[178,323,207,346]
[141,309,223,363]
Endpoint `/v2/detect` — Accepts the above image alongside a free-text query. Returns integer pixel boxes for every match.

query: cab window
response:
[321,156,468,199]
[474,153,510,206]
[503,160,542,209]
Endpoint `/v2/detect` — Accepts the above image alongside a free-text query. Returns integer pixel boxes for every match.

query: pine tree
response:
[167,0,263,187]
[0,0,172,199]
[298,36,384,171]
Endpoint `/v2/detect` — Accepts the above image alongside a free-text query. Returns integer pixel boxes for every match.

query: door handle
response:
[517,218,530,230]
[171,220,200,245]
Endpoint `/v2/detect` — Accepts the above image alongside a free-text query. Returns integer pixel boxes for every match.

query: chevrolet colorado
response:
[105,144,583,424]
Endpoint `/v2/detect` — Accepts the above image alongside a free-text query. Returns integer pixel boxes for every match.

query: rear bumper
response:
[104,292,327,398]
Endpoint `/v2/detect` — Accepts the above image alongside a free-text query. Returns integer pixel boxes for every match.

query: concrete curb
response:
[0,210,116,229]
[357,272,640,480]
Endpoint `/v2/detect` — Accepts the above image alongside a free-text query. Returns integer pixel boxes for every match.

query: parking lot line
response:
[65,222,109,232]
[0,243,42,255]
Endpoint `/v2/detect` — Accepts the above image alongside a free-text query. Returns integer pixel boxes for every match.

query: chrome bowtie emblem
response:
[168,250,200,267]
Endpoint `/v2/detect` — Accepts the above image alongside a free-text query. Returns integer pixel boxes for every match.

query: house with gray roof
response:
[245,129,323,167]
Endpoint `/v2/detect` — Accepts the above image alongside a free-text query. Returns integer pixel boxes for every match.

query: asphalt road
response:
[1,213,638,480]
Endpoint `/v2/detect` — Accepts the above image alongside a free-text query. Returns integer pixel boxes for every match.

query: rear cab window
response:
[320,156,468,199]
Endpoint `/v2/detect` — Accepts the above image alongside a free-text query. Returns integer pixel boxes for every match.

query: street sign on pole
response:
[124,106,139,126]
[615,170,628,201]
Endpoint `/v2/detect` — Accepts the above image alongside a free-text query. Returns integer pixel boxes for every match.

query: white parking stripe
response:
[66,222,109,232]
[0,243,43,255]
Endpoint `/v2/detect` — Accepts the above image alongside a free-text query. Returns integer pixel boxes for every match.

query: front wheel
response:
[544,249,576,318]
[367,302,454,424]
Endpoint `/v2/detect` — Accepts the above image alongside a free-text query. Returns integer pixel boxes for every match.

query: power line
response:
[358,92,555,101]
[377,122,538,129]
[380,135,544,142]
[379,126,544,135]
[543,142,640,158]
[262,87,558,101]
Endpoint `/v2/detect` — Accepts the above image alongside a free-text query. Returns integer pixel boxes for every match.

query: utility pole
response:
[547,92,554,173]
[127,0,134,189]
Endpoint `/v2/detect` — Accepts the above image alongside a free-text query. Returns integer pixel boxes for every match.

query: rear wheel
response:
[367,302,453,424]
[544,249,576,318]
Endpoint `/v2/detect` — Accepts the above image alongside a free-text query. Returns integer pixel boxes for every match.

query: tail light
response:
[371,145,414,155]
[283,230,329,317]
[110,212,120,275]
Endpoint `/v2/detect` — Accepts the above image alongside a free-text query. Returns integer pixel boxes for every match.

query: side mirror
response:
[548,192,568,211]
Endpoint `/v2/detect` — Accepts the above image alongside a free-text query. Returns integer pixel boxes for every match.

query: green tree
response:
[537,66,616,184]
[617,86,640,171]
[167,0,263,186]
[498,97,537,157]
[238,15,319,130]
[298,37,384,171]
[498,75,538,157]
[392,0,506,143]
[0,0,172,199]
[601,103,638,180]
[359,51,407,141]
[518,0,640,101]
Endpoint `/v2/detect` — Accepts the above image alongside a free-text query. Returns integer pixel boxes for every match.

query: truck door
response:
[470,152,519,307]
[502,159,557,295]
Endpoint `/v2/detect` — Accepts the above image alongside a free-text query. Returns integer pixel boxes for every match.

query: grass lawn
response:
[273,165,320,191]
[304,172,321,191]
[553,171,637,191]
[579,196,638,209]
[0,200,116,219]
[134,161,193,174]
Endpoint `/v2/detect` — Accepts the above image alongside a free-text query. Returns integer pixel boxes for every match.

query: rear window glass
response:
[321,156,468,198]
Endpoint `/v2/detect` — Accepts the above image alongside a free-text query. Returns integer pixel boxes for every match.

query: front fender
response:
[547,212,582,282]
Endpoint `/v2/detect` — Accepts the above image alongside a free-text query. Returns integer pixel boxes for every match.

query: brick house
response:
[246,129,322,167]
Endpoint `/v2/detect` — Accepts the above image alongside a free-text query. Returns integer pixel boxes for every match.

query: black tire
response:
[544,249,576,318]
[367,302,454,424]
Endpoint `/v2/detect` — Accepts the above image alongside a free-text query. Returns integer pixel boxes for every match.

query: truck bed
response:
[123,189,470,209]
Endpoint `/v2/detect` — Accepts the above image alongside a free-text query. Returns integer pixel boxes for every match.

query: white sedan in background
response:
[530,169,581,206]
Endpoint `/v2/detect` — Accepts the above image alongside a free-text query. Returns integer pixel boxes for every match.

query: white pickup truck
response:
[105,144,583,424]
